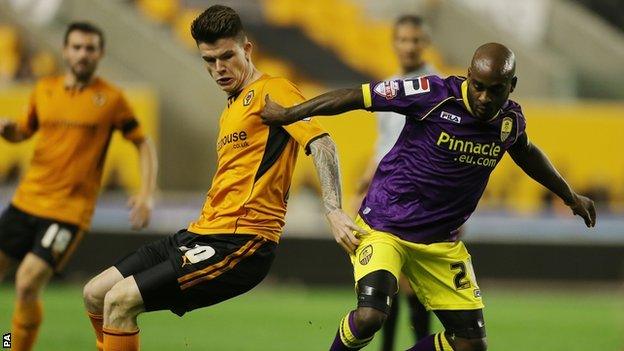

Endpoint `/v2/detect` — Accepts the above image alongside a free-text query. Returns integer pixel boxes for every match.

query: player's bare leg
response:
[83,266,125,350]
[101,276,145,351]
[11,253,54,351]
[84,267,125,314]
[0,250,16,282]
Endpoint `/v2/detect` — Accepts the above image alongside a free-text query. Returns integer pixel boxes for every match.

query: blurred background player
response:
[0,22,157,351]
[81,6,363,351]
[353,15,436,351]
[261,42,597,351]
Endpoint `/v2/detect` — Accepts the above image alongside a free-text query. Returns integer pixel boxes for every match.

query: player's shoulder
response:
[260,75,300,93]
[93,77,123,96]
[499,99,527,138]
[441,75,467,98]
[405,74,451,104]
[407,74,449,97]
[258,75,305,106]
[93,77,130,108]
[34,75,62,91]
[502,99,526,120]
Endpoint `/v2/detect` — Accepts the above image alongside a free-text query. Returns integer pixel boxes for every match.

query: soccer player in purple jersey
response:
[261,43,596,351]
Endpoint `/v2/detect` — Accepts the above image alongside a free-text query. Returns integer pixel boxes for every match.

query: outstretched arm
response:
[309,135,367,253]
[261,88,364,125]
[508,133,596,227]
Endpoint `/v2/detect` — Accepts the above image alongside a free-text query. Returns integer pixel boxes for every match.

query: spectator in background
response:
[352,15,437,351]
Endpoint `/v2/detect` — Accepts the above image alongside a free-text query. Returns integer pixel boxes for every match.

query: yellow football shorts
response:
[351,216,484,311]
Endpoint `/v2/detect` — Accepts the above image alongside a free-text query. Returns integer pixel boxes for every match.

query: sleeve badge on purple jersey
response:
[373,80,400,100]
[500,116,513,142]
[403,77,430,96]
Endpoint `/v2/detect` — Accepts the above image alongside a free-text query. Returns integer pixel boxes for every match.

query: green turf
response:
[1,283,622,350]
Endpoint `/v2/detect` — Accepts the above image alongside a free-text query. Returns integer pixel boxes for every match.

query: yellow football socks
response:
[11,299,42,351]
[103,327,140,351]
[87,311,104,351]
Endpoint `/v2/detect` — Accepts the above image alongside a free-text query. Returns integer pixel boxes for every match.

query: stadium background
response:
[0,0,623,350]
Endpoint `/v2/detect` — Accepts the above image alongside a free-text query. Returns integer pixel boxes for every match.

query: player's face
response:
[198,38,252,95]
[393,24,428,73]
[467,68,516,120]
[63,31,103,81]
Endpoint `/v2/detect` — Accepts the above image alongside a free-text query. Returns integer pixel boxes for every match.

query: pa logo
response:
[2,333,10,349]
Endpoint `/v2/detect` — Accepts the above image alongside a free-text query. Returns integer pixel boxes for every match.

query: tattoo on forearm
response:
[310,136,342,214]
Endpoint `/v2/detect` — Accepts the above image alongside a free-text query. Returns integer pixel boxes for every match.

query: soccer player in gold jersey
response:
[82,5,363,351]
[0,22,157,351]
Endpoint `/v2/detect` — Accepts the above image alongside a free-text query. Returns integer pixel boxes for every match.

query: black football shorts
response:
[115,229,276,316]
[0,204,84,271]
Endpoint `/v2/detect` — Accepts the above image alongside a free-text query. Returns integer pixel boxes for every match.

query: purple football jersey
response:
[359,75,527,243]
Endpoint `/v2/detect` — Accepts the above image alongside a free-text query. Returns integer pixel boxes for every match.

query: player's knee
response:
[452,337,487,351]
[83,278,106,312]
[15,274,40,301]
[104,284,135,317]
[103,279,142,319]
[354,307,387,337]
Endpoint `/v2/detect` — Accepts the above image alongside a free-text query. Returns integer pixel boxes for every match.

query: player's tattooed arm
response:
[509,132,596,227]
[309,135,342,214]
[261,88,364,125]
[0,118,30,142]
[309,135,367,253]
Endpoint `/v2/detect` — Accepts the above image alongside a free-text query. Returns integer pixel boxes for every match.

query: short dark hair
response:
[64,21,105,49]
[191,5,245,44]
[394,14,424,28]
[393,15,429,39]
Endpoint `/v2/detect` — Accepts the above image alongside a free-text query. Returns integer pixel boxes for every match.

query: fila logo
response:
[440,111,461,123]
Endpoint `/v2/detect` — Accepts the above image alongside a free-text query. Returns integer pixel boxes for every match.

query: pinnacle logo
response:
[436,132,501,157]
[436,132,501,168]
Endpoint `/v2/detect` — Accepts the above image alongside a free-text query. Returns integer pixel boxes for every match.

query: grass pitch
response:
[1,282,622,350]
